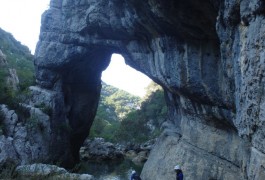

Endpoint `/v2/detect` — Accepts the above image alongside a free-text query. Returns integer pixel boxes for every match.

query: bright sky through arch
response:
[0,0,152,97]
[102,54,152,97]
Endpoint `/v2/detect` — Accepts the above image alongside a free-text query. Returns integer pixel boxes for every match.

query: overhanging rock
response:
[34,0,265,179]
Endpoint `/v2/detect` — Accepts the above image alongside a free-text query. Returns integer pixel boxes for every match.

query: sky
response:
[102,54,152,97]
[0,0,152,97]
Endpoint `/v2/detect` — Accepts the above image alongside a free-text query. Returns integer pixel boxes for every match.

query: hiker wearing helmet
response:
[174,165,183,180]
[130,170,142,180]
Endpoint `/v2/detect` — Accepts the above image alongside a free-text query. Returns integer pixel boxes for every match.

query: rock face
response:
[0,86,53,167]
[34,0,265,179]
[6,68,19,90]
[0,49,7,66]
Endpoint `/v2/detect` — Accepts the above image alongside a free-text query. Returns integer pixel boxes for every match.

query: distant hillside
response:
[90,82,141,140]
[90,81,167,143]
[0,28,34,106]
[99,82,141,120]
[114,82,167,143]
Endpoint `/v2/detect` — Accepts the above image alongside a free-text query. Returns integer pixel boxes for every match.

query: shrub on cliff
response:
[0,28,34,109]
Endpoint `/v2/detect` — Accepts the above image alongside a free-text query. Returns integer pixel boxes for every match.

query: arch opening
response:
[78,54,168,178]
[88,53,166,143]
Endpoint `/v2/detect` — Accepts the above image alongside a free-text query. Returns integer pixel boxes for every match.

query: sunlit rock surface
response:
[34,0,265,179]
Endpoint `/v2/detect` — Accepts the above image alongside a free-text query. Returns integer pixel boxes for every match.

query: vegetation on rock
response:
[0,28,34,109]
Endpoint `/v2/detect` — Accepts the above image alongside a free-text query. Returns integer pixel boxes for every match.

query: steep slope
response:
[114,82,167,143]
[33,0,265,179]
[90,82,141,140]
[98,82,140,120]
[0,28,34,89]
[0,28,34,106]
[0,29,51,175]
[91,81,167,143]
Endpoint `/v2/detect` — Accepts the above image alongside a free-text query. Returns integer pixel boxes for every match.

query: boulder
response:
[125,150,137,160]
[13,163,94,180]
[80,138,124,161]
[132,151,149,164]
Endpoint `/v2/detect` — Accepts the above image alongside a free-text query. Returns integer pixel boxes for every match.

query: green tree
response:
[90,81,167,143]
[113,82,167,143]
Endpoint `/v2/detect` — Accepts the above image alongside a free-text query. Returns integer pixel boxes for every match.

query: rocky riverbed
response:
[80,137,156,165]
[78,137,156,179]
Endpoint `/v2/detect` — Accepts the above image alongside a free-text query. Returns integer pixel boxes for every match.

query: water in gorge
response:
[78,159,144,180]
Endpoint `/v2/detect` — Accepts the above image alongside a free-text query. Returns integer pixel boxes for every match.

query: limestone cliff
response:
[34,0,265,179]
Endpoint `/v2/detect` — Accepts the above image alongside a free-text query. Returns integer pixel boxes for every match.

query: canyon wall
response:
[34,0,265,179]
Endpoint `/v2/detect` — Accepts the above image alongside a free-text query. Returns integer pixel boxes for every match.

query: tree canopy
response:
[90,81,167,143]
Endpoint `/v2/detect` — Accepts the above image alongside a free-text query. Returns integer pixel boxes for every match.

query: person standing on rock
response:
[130,170,142,180]
[174,165,183,180]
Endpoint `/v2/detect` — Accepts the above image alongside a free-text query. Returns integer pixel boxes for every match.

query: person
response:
[130,170,142,180]
[174,165,183,180]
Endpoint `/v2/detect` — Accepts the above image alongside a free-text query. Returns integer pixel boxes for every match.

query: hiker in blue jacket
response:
[174,165,183,180]
[131,170,142,180]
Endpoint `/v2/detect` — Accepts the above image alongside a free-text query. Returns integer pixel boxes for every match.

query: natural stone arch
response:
[35,0,221,166]
[34,0,265,179]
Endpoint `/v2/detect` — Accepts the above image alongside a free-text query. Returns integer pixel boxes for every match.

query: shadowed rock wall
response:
[34,0,265,179]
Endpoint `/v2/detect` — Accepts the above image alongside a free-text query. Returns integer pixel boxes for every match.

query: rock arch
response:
[34,0,265,179]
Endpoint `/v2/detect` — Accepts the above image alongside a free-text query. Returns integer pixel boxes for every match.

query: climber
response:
[130,170,142,180]
[174,165,183,180]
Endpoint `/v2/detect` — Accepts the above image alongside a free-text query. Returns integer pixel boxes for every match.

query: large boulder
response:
[13,163,94,180]
[80,138,124,161]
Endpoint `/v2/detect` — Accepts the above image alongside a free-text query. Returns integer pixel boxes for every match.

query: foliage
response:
[90,81,167,143]
[0,28,38,137]
[35,103,53,117]
[90,117,120,142]
[114,111,149,143]
[90,82,141,140]
[113,82,167,143]
[24,112,46,133]
[99,82,141,119]
[0,28,34,112]
[140,82,168,127]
